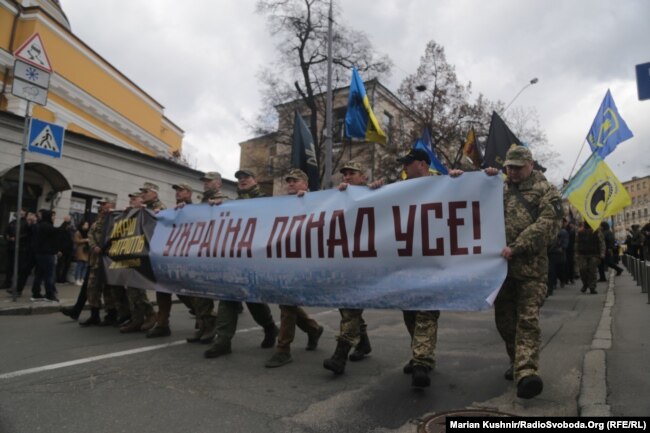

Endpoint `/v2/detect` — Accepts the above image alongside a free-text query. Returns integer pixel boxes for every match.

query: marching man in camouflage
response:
[138,182,174,338]
[394,149,463,388]
[171,182,220,344]
[264,169,324,368]
[204,169,279,359]
[484,145,563,399]
[323,161,378,375]
[119,191,157,333]
[79,197,116,326]
[575,222,605,294]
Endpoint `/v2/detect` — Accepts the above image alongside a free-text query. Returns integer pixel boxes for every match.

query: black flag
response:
[291,111,320,191]
[483,111,521,169]
[483,111,546,172]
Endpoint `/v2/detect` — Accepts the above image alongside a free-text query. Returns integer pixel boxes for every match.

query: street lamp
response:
[502,77,539,114]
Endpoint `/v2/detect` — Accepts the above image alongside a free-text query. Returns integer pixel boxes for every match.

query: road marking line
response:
[0,340,187,380]
[0,309,337,380]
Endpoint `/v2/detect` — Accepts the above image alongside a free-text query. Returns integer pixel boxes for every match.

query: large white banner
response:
[147,172,507,311]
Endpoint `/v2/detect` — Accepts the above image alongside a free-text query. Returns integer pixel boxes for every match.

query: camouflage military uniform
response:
[86,212,114,310]
[186,188,223,343]
[207,183,277,352]
[495,170,562,383]
[575,226,604,293]
[120,193,156,332]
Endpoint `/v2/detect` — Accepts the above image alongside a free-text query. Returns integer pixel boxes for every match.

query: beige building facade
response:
[239,79,418,196]
[612,175,650,242]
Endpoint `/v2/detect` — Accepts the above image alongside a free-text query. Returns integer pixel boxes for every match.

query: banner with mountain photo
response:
[104,173,508,311]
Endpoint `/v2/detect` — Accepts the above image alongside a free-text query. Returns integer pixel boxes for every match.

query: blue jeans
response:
[32,254,57,298]
[74,261,88,281]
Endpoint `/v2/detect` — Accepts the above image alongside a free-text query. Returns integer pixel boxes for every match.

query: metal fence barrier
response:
[623,255,649,297]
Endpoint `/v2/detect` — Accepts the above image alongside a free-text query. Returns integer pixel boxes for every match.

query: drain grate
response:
[419,409,514,433]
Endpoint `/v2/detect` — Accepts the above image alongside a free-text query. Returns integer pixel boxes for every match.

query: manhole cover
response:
[419,409,514,433]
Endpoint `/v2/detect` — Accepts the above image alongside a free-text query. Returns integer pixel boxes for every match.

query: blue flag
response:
[413,128,448,175]
[587,89,633,159]
[344,68,386,143]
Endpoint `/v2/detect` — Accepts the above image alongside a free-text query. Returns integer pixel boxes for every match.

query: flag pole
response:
[323,0,334,189]
[566,139,588,182]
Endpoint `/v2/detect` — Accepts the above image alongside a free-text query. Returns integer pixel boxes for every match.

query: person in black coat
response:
[30,209,59,302]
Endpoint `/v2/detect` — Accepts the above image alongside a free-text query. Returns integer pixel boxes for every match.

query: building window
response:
[382,111,393,145]
[331,107,347,143]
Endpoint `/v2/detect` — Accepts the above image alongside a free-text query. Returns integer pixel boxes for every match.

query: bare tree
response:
[504,106,559,171]
[253,0,392,182]
[398,41,484,168]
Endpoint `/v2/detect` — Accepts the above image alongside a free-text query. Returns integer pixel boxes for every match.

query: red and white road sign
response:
[14,32,53,72]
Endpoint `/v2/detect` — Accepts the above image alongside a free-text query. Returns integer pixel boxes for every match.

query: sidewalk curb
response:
[578,275,614,417]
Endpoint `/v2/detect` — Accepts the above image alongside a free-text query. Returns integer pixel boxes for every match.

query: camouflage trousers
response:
[403,310,440,369]
[86,266,114,309]
[153,291,199,326]
[494,277,546,382]
[214,300,274,343]
[126,287,154,321]
[277,305,320,353]
[337,308,367,345]
[577,256,600,291]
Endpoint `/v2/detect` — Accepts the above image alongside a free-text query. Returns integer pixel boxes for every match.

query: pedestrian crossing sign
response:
[28,118,65,158]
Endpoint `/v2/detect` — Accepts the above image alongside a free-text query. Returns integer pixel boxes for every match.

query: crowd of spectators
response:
[3,208,92,300]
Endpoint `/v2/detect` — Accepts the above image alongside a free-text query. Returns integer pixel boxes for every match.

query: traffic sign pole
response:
[11,102,31,302]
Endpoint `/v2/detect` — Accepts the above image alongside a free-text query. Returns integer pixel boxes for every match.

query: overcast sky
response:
[60,0,649,185]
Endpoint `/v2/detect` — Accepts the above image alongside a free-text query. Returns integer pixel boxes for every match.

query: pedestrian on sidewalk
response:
[30,209,59,302]
[73,221,90,285]
[600,221,623,277]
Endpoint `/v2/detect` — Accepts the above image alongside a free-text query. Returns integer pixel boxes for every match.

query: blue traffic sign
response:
[28,118,65,158]
[636,62,650,101]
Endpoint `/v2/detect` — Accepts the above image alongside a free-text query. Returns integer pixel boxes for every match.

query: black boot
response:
[323,340,352,374]
[80,307,101,327]
[349,332,372,362]
[60,306,80,321]
[411,365,431,388]
[261,324,278,348]
[100,309,118,327]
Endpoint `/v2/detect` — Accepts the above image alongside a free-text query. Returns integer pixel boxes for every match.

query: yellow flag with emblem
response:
[564,153,631,230]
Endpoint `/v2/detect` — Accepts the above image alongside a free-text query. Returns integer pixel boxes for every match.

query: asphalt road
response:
[0,285,605,433]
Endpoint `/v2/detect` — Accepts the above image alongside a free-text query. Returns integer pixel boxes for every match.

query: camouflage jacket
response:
[201,188,227,204]
[504,170,563,280]
[576,228,605,257]
[237,184,266,200]
[87,213,107,269]
[144,198,166,211]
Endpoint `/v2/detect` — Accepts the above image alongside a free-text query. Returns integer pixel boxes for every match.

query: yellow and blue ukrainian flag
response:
[344,67,386,144]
